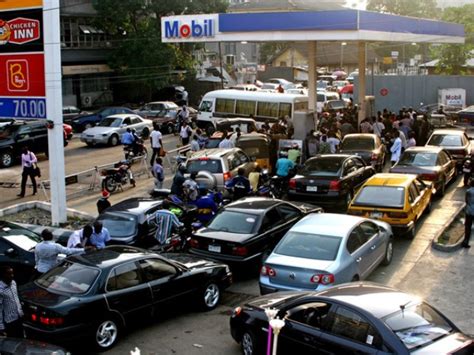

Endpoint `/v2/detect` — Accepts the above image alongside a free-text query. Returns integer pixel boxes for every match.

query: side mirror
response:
[5,248,17,257]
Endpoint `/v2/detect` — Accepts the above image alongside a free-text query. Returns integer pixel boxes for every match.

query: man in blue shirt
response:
[275,152,295,178]
[226,168,251,200]
[90,221,111,249]
[121,128,135,146]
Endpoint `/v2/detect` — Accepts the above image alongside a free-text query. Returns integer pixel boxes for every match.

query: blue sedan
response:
[259,213,393,294]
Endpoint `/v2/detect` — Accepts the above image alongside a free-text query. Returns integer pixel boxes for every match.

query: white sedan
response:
[80,114,153,146]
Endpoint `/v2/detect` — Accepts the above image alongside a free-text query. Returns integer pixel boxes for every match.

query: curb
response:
[431,202,466,252]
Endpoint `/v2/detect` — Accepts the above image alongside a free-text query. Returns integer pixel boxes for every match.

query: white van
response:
[197,89,308,132]
[316,91,340,113]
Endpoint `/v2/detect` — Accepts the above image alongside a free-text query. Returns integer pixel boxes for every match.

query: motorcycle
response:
[123,137,148,160]
[463,155,474,186]
[101,160,135,193]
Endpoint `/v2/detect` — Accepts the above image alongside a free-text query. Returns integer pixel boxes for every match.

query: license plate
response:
[463,168,471,173]
[306,186,318,192]
[208,245,221,253]
[371,212,383,218]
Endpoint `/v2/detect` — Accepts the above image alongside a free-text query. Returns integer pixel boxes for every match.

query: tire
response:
[85,123,93,130]
[0,151,14,168]
[438,179,446,197]
[407,221,416,240]
[381,239,393,266]
[104,177,118,193]
[241,330,259,355]
[108,135,119,147]
[166,124,174,135]
[200,282,220,310]
[86,142,94,147]
[94,318,120,351]
[425,198,432,213]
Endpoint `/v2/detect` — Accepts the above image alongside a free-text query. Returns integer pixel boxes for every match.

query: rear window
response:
[398,152,437,167]
[187,159,223,174]
[98,213,137,238]
[302,158,342,176]
[353,186,405,209]
[341,137,375,150]
[207,211,258,234]
[36,261,99,295]
[427,134,463,147]
[274,232,341,261]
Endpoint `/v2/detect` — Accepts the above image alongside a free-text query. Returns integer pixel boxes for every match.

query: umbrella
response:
[332,70,347,78]
[339,84,353,94]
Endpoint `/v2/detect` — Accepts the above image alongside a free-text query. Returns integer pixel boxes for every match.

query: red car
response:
[63,123,73,141]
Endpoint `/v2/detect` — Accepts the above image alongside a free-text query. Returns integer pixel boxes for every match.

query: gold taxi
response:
[347,173,434,238]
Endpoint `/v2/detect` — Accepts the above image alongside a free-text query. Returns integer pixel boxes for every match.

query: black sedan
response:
[20,246,232,351]
[230,282,474,355]
[71,106,137,133]
[189,197,322,265]
[288,155,375,211]
[390,146,457,196]
[0,221,42,284]
[339,133,386,172]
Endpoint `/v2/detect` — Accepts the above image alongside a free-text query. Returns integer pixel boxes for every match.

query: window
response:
[138,258,176,281]
[358,222,378,244]
[235,151,249,164]
[187,159,223,174]
[343,160,356,176]
[17,126,32,136]
[341,137,375,150]
[346,228,363,254]
[279,103,292,118]
[131,117,141,125]
[107,262,143,291]
[274,232,341,261]
[215,98,235,114]
[276,204,301,221]
[207,211,259,234]
[123,117,131,126]
[352,158,365,169]
[414,179,427,192]
[437,151,448,165]
[331,307,383,348]
[408,183,420,203]
[260,208,282,231]
[257,101,278,118]
[353,186,405,209]
[0,239,11,254]
[427,134,462,147]
[287,302,332,329]
[235,100,256,116]
[199,100,212,113]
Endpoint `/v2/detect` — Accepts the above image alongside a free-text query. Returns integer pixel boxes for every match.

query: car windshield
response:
[98,117,122,127]
[187,159,223,174]
[98,213,137,238]
[207,211,258,234]
[353,186,405,209]
[275,232,341,260]
[398,152,438,167]
[427,134,463,147]
[36,261,99,295]
[302,158,342,176]
[341,137,375,150]
[383,303,453,350]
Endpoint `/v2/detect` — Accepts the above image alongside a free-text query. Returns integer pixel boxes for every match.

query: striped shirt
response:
[0,280,23,330]
[154,210,183,244]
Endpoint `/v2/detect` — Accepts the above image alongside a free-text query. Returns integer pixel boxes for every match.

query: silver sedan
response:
[80,114,153,146]
[259,213,393,295]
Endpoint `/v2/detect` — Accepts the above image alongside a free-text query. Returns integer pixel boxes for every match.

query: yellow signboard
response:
[383,57,393,65]
[0,0,42,10]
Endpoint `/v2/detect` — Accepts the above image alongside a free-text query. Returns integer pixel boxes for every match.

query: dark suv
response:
[0,120,49,168]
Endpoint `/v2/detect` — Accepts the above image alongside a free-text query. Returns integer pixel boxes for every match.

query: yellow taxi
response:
[347,173,434,238]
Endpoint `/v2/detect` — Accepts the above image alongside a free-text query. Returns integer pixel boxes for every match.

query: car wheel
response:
[425,198,432,213]
[0,151,14,168]
[94,318,119,351]
[86,142,94,147]
[241,330,258,355]
[382,239,393,266]
[200,282,220,310]
[438,179,446,196]
[407,221,416,240]
[109,135,119,147]
[166,124,174,135]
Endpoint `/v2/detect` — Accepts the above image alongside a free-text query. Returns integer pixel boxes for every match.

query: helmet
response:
[178,164,187,173]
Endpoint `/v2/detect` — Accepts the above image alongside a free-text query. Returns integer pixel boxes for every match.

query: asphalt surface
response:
[1,136,473,354]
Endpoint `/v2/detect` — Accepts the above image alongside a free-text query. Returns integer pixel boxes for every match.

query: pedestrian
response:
[287,143,301,163]
[305,130,319,158]
[360,118,373,133]
[398,128,407,153]
[121,128,135,148]
[218,131,234,148]
[327,133,340,154]
[67,224,93,248]
[149,124,163,167]
[407,131,417,148]
[17,146,38,198]
[340,119,356,138]
[400,114,412,139]
[373,116,385,138]
[97,190,111,214]
[319,135,332,154]
[463,179,474,248]
[390,130,402,166]
[0,266,24,338]
[90,221,111,249]
[183,172,199,202]
[178,105,190,126]
[171,164,187,197]
[152,157,165,189]
[418,115,431,146]
[35,229,84,276]
[154,200,183,245]
[230,127,241,145]
[179,121,192,145]
[276,84,284,93]
[190,135,200,152]
[275,152,295,179]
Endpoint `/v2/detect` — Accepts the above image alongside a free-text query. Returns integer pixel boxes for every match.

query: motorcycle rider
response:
[171,164,187,198]
[121,128,135,153]
[153,199,183,245]
[193,186,219,224]
[183,172,199,202]
[226,168,251,201]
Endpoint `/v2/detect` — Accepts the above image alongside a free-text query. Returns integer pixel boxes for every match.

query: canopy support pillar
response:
[358,41,367,128]
[308,41,317,112]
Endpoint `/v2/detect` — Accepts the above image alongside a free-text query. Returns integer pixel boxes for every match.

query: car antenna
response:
[399,301,411,318]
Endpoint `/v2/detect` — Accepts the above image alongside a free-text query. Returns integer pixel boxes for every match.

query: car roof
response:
[365,173,417,187]
[146,101,178,106]
[315,282,418,319]
[308,154,353,162]
[430,129,465,135]
[225,197,283,213]
[103,114,142,119]
[404,146,444,153]
[189,148,242,159]
[342,133,376,140]
[237,133,270,141]
[101,198,162,215]
[67,246,153,268]
[215,117,256,124]
[290,213,364,237]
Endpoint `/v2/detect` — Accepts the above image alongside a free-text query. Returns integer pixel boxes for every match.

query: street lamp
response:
[340,42,347,70]
[270,318,286,355]
[265,308,278,355]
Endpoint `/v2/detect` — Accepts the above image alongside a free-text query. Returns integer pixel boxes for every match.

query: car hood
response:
[19,282,70,308]
[82,126,115,135]
[412,333,473,354]
[195,229,255,243]
[162,253,224,269]
[267,253,335,271]
[246,291,309,310]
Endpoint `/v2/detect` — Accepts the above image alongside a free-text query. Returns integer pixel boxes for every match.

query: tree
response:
[259,42,289,64]
[92,0,228,102]
[366,0,439,19]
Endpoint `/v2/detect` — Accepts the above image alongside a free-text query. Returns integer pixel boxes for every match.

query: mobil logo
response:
[164,18,215,39]
[4,17,41,45]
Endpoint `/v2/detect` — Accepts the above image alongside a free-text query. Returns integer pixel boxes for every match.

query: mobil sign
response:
[162,14,218,42]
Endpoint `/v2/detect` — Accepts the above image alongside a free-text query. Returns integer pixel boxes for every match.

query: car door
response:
[351,158,368,188]
[345,228,369,280]
[408,182,423,219]
[130,117,142,134]
[414,179,431,213]
[341,159,358,193]
[257,207,291,254]
[358,222,385,272]
[30,123,48,153]
[105,261,153,319]
[439,150,455,182]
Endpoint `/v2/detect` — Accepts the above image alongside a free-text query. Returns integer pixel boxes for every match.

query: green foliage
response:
[260,42,290,64]
[366,0,439,18]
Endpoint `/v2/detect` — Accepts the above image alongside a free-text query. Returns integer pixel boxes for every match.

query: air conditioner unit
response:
[82,96,92,107]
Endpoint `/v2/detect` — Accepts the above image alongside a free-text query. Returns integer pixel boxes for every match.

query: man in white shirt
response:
[149,124,163,167]
[218,131,235,149]
[390,130,402,165]
[180,121,192,145]
[327,135,340,154]
[67,225,93,248]
[373,117,385,138]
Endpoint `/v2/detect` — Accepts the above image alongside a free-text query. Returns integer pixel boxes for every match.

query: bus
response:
[197,89,308,132]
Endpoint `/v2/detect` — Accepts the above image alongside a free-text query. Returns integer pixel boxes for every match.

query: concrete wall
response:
[354,75,474,114]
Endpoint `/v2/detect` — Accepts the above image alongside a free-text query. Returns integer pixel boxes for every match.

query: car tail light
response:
[232,246,248,256]
[310,273,335,285]
[189,238,200,248]
[388,212,408,218]
[39,316,64,326]
[420,173,437,181]
[261,265,276,277]
[329,180,341,191]
[199,157,210,161]
[233,307,242,317]
[223,172,232,182]
[289,179,296,189]
[31,314,37,322]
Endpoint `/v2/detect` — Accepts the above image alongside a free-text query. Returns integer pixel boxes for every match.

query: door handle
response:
[356,257,362,263]
[370,245,376,250]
